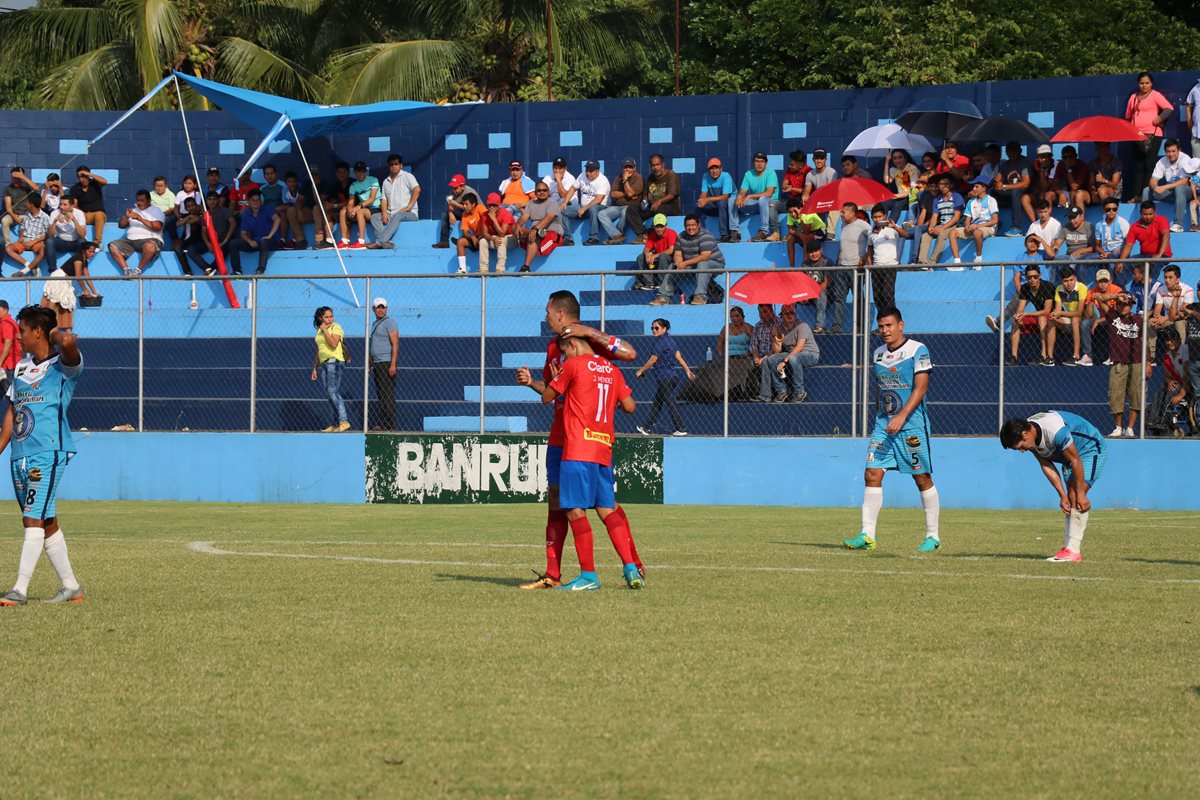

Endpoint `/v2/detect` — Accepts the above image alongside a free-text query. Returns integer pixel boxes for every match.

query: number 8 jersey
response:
[549,354,631,467]
[871,339,931,433]
[7,352,84,458]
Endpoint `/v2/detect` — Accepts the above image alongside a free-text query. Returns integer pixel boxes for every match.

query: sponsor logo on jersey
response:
[586,359,614,374]
[27,468,41,481]
[906,435,922,449]
[582,427,613,447]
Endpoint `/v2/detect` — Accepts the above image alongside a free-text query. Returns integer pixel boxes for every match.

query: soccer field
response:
[2,502,1198,799]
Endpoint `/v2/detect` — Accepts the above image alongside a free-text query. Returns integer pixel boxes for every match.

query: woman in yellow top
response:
[311,306,350,431]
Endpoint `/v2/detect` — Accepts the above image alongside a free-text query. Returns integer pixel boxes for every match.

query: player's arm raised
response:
[562,323,637,361]
[52,327,81,367]
[885,370,929,434]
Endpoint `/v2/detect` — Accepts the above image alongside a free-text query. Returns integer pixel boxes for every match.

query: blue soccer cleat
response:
[916,536,941,553]
[556,572,600,591]
[843,532,876,551]
[624,563,644,590]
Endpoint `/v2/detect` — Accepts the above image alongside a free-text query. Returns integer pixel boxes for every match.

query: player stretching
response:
[844,306,941,553]
[540,333,640,590]
[1000,411,1107,562]
[515,290,642,589]
[0,306,84,606]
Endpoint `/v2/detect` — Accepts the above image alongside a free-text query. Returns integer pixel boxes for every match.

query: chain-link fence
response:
[8,259,1193,439]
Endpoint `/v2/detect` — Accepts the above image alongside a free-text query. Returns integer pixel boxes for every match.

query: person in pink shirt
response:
[1124,72,1175,203]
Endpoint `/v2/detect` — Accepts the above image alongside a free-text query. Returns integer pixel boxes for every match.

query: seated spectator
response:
[1104,291,1150,436]
[44,194,87,269]
[660,214,722,305]
[783,197,827,268]
[275,171,309,248]
[258,164,285,207]
[1007,263,1056,366]
[433,174,476,249]
[756,303,818,403]
[515,182,562,272]
[228,167,260,211]
[69,166,108,246]
[1049,266,1095,366]
[1119,201,1172,280]
[453,193,485,274]
[1089,142,1123,205]
[820,203,868,333]
[634,317,695,436]
[39,173,65,216]
[499,160,536,216]
[749,303,778,369]
[681,306,755,404]
[180,191,237,276]
[572,160,609,246]
[108,189,165,276]
[3,166,39,247]
[599,158,643,245]
[1094,199,1131,284]
[866,207,909,310]
[313,162,352,248]
[972,144,1002,187]
[987,234,1046,333]
[1026,198,1061,254]
[734,152,779,243]
[697,158,735,242]
[717,306,754,359]
[1032,144,1058,206]
[229,190,280,274]
[340,160,380,250]
[992,141,1034,234]
[638,213,678,297]
[1051,146,1091,211]
[881,149,919,221]
[1049,206,1097,282]
[776,150,809,222]
[1151,263,1194,341]
[1146,328,1193,435]
[949,177,999,266]
[64,241,100,300]
[542,157,577,245]
[934,140,972,193]
[841,154,865,179]
[802,149,837,206]
[204,167,230,206]
[149,175,178,230]
[1144,138,1198,232]
[173,174,202,244]
[918,175,963,264]
[478,193,516,273]
[4,195,49,276]
[175,196,210,275]
[907,172,935,264]
[634,154,682,245]
[1190,171,1200,232]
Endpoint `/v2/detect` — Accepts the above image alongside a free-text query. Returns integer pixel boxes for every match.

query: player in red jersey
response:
[540,332,638,590]
[514,290,642,589]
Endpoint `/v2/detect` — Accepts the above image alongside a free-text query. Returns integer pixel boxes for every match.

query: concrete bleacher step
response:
[423,416,528,433]
[578,289,656,306]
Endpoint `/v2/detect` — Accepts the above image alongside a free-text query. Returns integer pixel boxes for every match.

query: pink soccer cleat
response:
[1046,548,1082,563]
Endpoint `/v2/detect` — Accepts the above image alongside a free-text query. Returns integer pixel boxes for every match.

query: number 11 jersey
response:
[549,354,631,466]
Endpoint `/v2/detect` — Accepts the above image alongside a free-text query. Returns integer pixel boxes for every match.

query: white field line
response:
[186,542,1200,585]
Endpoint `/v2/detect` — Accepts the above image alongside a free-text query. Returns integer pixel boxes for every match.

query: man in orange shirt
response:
[498,161,535,215]
[453,193,486,274]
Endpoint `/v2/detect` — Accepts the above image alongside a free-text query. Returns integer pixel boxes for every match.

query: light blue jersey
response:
[866,338,933,474]
[1028,410,1107,485]
[8,352,83,459]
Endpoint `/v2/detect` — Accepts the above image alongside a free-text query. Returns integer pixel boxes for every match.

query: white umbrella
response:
[843,123,934,157]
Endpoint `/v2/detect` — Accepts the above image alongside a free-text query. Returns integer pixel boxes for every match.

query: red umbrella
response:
[1051,115,1146,143]
[801,177,894,214]
[729,269,824,305]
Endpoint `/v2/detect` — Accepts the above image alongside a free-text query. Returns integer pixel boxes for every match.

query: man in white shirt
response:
[866,207,910,311]
[542,157,578,244]
[571,159,610,246]
[108,189,165,276]
[1151,263,1195,341]
[40,173,65,215]
[1143,139,1199,232]
[950,177,999,267]
[1185,77,1200,158]
[44,194,87,269]
[1025,199,1061,253]
[372,153,421,249]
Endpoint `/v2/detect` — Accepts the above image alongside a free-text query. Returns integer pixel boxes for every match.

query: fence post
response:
[1139,264,1150,440]
[997,265,1006,429]
[479,274,487,434]
[249,277,258,432]
[599,272,606,332]
[137,278,144,432]
[850,266,858,438]
[722,269,729,438]
[363,276,372,433]
[860,269,872,436]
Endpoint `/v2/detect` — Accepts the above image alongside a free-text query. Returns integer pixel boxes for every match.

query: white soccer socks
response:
[13,527,44,595]
[43,531,80,592]
[919,486,941,541]
[861,487,883,536]
[1064,509,1088,553]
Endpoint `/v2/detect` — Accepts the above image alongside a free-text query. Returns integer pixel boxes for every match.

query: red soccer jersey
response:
[1126,215,1172,258]
[545,338,615,446]
[229,180,261,210]
[549,354,631,466]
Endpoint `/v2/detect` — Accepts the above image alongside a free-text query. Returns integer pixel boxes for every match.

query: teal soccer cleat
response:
[556,572,601,591]
[624,563,644,590]
[916,537,941,553]
[842,532,876,551]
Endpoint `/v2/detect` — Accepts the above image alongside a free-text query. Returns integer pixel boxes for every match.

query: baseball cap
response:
[1095,269,1112,281]
[707,157,721,168]
[621,157,637,168]
[372,297,387,308]
[448,174,466,188]
[207,166,220,174]
[584,159,600,171]
[486,192,502,206]
[509,160,523,169]
[552,156,567,168]
[652,213,668,226]
[753,151,768,161]
[1068,205,1084,217]
[1036,144,1053,155]
[813,148,827,158]
[353,160,368,171]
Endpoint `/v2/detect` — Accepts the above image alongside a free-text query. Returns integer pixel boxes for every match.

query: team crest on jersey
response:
[13,406,34,441]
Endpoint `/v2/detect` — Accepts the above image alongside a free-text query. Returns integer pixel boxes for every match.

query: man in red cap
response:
[433,173,477,249]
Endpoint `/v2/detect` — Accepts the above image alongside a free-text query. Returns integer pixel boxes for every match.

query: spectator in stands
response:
[1032,144,1058,207]
[148,176,177,246]
[1049,206,1097,282]
[1104,290,1150,436]
[1119,201,1172,280]
[599,158,643,245]
[173,174,202,247]
[478,193,516,273]
[881,149,919,221]
[516,182,563,272]
[258,164,284,209]
[1128,263,1163,320]
[907,172,935,265]
[44,194,86,269]
[716,305,753,359]
[340,160,380,250]
[0,300,19,396]
[866,207,908,310]
[108,189,164,276]
[1051,146,1091,211]
[639,154,682,244]
[1185,298,1200,393]
[499,160,536,215]
[950,177,999,267]
[992,141,1034,235]
[274,171,307,249]
[228,167,259,211]
[369,297,400,431]
[1094,199,1130,284]
[4,195,49,276]
[735,152,779,243]
[229,190,280,274]
[801,239,831,319]
[39,173,64,216]
[987,234,1046,334]
[841,155,864,180]
[1144,139,1198,232]
[1008,263,1056,366]
[1026,198,1061,254]
[783,197,827,267]
[973,144,1002,187]
[918,175,963,265]
[313,162,352,249]
[776,150,809,221]
[1147,328,1192,436]
[803,149,837,205]
[1089,142,1123,205]
[1151,264,1194,341]
[664,214,722,305]
[372,154,419,250]
[750,303,778,369]
[542,157,577,245]
[181,191,236,276]
[1191,171,1200,232]
[635,317,694,436]
[935,140,972,193]
[697,158,736,242]
[1085,268,1121,357]
[311,306,350,433]
[573,160,610,246]
[1049,266,1095,366]
[3,167,39,247]
[433,174,476,249]
[756,303,819,403]
[1125,72,1174,202]
[821,203,868,334]
[69,166,107,246]
[204,167,230,206]
[638,213,678,297]
[1187,76,1200,158]
[453,193,485,274]
[41,255,76,331]
[174,197,207,274]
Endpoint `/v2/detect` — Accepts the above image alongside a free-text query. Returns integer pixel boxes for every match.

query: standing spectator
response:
[204,166,230,206]
[776,150,810,222]
[1104,291,1151,436]
[1008,264,1056,366]
[802,149,838,205]
[39,173,65,216]
[515,182,563,273]
[1128,262,1164,319]
[992,141,1034,234]
[1124,72,1174,202]
[1026,199,1062,254]
[801,239,832,321]
[1094,199,1131,284]
[498,160,536,215]
[866,208,909,311]
[3,167,40,247]
[950,177,999,266]
[783,197,827,267]
[821,203,869,334]
[41,258,77,332]
[373,154,421,249]
[181,191,237,276]
[432,174,476,249]
[756,303,818,403]
[917,175,963,265]
[1118,201,1172,281]
[697,158,736,242]
[311,306,350,433]
[0,300,20,397]
[599,158,643,245]
[881,149,919,221]
[635,317,694,436]
[1143,139,1198,232]
[369,297,400,431]
[735,152,779,242]
[986,235,1047,333]
[44,194,86,269]
[663,214,721,305]
[639,214,678,298]
[229,190,280,274]
[1049,206,1097,283]
[1088,142,1123,205]
[453,193,486,274]
[542,157,577,244]
[636,154,682,244]
[1048,266,1095,366]
[339,160,379,249]
[1150,264,1194,342]
[1086,268,1122,353]
[1051,146,1092,211]
[108,189,164,276]
[934,140,972,194]
[69,166,107,246]
[1032,144,1059,206]
[478,193,516,273]
[1187,75,1200,158]
[572,160,609,246]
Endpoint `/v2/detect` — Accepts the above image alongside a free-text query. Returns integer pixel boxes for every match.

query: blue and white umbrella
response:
[843,123,935,157]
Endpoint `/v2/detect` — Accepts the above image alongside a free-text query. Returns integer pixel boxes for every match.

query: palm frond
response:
[324,40,470,104]
[37,43,137,111]
[215,37,324,102]
[0,7,121,71]
[112,0,183,107]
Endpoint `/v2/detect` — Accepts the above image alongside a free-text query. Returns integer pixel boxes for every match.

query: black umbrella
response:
[896,97,983,141]
[953,115,1049,145]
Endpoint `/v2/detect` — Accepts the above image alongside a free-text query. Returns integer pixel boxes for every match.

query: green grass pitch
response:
[1,501,1198,798]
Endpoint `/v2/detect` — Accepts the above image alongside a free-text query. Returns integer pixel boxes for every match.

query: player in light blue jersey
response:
[844,306,941,553]
[1000,410,1107,563]
[0,306,84,606]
